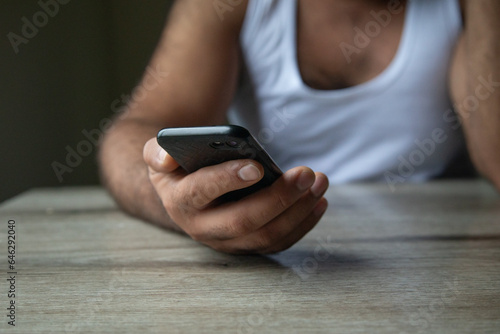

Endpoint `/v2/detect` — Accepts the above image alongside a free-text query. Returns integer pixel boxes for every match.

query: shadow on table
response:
[320,234,500,244]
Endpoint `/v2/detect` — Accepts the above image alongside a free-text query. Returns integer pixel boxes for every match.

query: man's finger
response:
[143,137,179,173]
[214,173,328,252]
[194,167,317,240]
[176,159,265,210]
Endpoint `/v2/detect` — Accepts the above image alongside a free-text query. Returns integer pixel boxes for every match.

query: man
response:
[98,0,500,254]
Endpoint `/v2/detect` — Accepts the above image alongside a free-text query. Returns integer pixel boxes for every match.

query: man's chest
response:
[296,0,407,90]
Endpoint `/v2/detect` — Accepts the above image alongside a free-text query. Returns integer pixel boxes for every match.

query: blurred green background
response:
[0,0,173,202]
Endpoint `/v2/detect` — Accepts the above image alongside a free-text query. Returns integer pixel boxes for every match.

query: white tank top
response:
[228,0,465,183]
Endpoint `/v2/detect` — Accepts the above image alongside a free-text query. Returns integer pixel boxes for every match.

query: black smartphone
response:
[157,125,282,201]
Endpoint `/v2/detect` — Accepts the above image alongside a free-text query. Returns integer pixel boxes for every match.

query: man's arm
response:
[450,0,500,189]
[98,0,329,254]
[98,0,247,230]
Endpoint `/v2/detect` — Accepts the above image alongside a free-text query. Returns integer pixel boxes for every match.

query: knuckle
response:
[187,172,231,207]
[253,229,275,250]
[180,179,214,208]
[226,213,254,238]
[190,183,213,208]
[271,191,293,212]
[216,166,235,186]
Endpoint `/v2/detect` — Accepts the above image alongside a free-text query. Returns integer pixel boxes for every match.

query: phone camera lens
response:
[210,141,224,149]
[226,140,240,148]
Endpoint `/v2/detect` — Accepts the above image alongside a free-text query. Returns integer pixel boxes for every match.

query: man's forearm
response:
[98,118,182,232]
[452,1,500,189]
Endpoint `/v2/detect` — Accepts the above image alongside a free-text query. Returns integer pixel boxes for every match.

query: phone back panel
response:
[157,125,282,201]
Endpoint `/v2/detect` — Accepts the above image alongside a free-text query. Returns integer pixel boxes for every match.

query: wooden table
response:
[1,181,499,333]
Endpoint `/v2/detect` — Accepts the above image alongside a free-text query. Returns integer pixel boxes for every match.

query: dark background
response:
[0,0,173,202]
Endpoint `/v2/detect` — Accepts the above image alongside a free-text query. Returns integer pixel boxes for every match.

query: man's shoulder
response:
[171,0,248,32]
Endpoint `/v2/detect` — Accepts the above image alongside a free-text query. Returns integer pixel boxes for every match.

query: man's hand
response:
[143,138,329,254]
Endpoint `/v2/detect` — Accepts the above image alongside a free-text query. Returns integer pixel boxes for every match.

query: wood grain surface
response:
[0,181,499,333]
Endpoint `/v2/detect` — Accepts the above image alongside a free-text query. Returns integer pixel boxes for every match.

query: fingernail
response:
[238,164,261,181]
[296,171,315,191]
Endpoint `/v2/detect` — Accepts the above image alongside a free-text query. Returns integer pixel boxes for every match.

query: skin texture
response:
[98,0,500,254]
[449,0,500,189]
